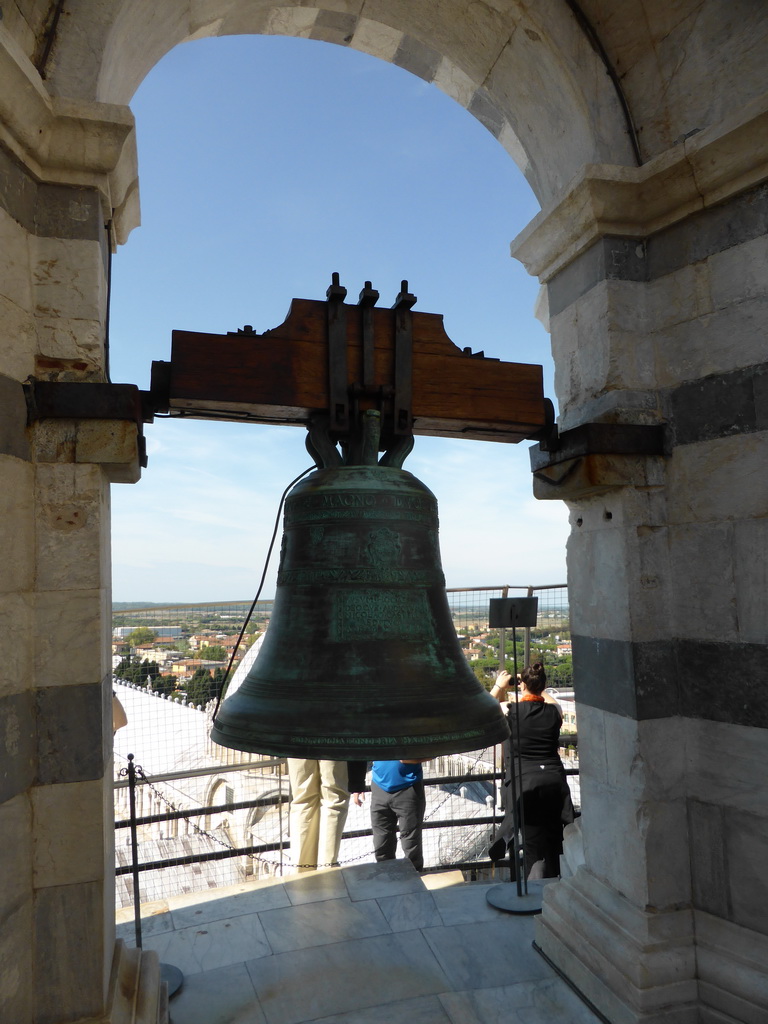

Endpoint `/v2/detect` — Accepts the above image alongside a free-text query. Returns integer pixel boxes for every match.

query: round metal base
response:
[485,882,543,915]
[161,963,184,998]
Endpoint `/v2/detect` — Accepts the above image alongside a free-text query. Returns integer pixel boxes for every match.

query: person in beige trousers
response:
[286,759,351,872]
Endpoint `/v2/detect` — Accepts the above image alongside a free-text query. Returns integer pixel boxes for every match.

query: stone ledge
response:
[105,940,167,1024]
[695,909,768,1024]
[535,869,698,1024]
[511,93,768,282]
[0,29,138,244]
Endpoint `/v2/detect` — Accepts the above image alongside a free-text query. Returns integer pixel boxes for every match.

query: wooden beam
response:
[156,297,547,443]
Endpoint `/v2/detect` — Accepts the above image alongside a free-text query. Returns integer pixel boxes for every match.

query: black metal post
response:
[125,753,143,949]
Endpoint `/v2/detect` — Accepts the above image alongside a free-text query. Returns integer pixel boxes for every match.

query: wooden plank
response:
[164,298,547,442]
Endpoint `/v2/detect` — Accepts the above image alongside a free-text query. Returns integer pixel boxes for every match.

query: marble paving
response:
[116,862,602,1024]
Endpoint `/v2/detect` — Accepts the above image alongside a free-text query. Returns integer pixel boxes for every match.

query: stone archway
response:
[2,4,768,1023]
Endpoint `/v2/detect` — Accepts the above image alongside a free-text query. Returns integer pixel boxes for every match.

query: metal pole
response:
[125,754,143,949]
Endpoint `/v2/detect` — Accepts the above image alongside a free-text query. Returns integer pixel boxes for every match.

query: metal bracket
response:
[529,422,666,474]
[392,280,416,436]
[358,280,379,389]
[326,272,349,434]
[23,378,151,472]
[24,379,152,426]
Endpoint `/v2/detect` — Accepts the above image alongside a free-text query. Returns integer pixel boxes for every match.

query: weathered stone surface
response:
[575,634,768,728]
[0,893,33,1024]
[352,17,402,62]
[669,363,768,447]
[667,522,739,641]
[687,720,768,818]
[34,880,107,1023]
[0,205,32,312]
[0,589,35,700]
[34,588,107,687]
[76,419,142,483]
[35,464,108,592]
[32,235,106,325]
[433,56,475,108]
[35,314,104,365]
[0,793,32,910]
[0,457,34,588]
[688,801,729,919]
[32,778,107,887]
[654,295,768,388]
[696,910,768,1022]
[708,231,768,310]
[535,868,697,1023]
[724,810,768,939]
[666,433,768,523]
[0,689,35,802]
[35,183,103,242]
[732,518,768,644]
[311,9,358,47]
[0,293,37,380]
[35,682,107,785]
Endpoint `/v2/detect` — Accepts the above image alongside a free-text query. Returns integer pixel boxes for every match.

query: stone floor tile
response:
[259,895,390,954]
[342,858,425,901]
[310,993,454,1023]
[430,884,508,926]
[117,899,174,942]
[167,962,265,1024]
[171,884,291,929]
[438,978,601,1024]
[245,929,451,1024]
[283,867,349,905]
[143,910,272,976]
[422,918,552,991]
[376,890,443,931]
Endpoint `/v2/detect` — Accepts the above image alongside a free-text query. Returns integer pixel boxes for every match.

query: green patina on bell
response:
[210,411,509,759]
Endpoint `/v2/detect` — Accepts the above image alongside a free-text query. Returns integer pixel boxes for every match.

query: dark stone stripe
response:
[573,634,768,729]
[468,89,505,139]
[548,181,768,317]
[0,142,38,234]
[35,182,102,241]
[393,36,441,83]
[0,690,35,804]
[647,181,768,280]
[668,364,768,446]
[0,375,31,460]
[311,10,357,45]
[0,142,102,241]
[35,682,107,785]
[548,237,647,315]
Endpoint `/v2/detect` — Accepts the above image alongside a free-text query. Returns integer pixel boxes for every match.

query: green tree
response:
[185,668,215,706]
[126,626,157,648]
[153,674,177,697]
[197,644,227,661]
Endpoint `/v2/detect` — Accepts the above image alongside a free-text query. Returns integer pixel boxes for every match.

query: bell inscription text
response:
[332,588,431,642]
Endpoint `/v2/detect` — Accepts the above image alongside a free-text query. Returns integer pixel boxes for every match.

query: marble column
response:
[512,101,768,1024]
[0,36,154,1022]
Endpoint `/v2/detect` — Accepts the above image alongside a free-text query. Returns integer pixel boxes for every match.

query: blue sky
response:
[108,33,570,602]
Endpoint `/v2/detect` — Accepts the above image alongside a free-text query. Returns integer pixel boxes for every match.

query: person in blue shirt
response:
[367,758,430,871]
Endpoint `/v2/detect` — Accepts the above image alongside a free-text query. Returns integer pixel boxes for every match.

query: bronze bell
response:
[210,412,509,759]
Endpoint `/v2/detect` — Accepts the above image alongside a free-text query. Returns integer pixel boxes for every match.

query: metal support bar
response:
[392,280,416,435]
[326,272,349,433]
[529,422,666,472]
[24,379,149,425]
[358,281,379,388]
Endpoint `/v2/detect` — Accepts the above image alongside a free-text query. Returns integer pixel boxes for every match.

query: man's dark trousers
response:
[370,780,426,871]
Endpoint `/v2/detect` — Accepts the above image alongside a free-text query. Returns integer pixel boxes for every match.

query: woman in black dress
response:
[489,662,575,879]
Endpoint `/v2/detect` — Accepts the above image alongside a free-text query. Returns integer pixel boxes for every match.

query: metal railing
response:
[113,585,574,910]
